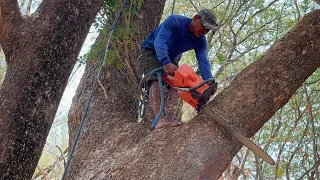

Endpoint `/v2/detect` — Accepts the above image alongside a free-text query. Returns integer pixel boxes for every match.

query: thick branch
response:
[34,0,100,28]
[0,0,23,62]
[0,0,21,32]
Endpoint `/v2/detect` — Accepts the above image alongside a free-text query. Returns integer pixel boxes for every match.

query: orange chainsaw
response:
[162,64,217,109]
[138,64,275,165]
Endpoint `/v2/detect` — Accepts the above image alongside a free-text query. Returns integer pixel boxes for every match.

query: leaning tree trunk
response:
[0,0,102,179]
[68,8,320,180]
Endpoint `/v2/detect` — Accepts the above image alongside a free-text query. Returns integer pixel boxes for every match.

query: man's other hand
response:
[163,63,178,76]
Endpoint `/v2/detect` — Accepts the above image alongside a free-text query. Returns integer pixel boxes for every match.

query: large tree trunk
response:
[68,8,320,180]
[0,0,102,179]
[67,0,166,178]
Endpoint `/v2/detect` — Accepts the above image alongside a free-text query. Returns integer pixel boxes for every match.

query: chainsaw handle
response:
[201,81,218,99]
[173,78,215,92]
[187,78,215,92]
[191,81,217,103]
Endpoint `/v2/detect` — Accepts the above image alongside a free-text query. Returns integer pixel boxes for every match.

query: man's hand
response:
[163,63,178,76]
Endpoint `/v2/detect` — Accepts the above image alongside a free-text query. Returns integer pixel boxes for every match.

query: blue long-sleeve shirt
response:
[141,15,213,80]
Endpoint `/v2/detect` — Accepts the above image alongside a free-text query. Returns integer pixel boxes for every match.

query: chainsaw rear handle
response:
[191,81,218,102]
[174,78,215,92]
[201,81,218,100]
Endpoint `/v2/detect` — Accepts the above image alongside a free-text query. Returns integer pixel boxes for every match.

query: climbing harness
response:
[137,0,177,127]
[61,2,128,179]
[138,67,166,129]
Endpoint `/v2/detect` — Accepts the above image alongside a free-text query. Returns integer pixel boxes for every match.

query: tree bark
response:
[68,9,320,180]
[0,0,102,179]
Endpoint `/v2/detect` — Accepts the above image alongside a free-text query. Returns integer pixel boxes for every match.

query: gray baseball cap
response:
[197,9,219,32]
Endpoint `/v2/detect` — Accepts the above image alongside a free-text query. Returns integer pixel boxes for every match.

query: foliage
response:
[80,0,142,70]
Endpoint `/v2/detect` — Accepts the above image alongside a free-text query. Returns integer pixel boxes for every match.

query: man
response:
[139,9,218,129]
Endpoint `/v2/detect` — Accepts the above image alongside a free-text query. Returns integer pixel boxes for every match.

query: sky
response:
[54,26,98,120]
[45,25,99,150]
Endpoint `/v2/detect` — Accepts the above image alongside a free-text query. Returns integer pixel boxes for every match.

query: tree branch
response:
[298,164,316,180]
[26,0,33,15]
[0,0,23,59]
[293,0,301,21]
[236,0,279,34]
[303,83,319,179]
[0,0,21,29]
[19,0,26,9]
[237,18,276,45]
[188,0,199,12]
[36,166,49,180]
[230,148,249,179]
[286,122,309,179]
[306,78,320,85]
[34,0,102,27]
[211,1,224,10]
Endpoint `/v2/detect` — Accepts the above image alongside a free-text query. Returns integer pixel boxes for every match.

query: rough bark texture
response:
[67,0,166,178]
[68,9,320,180]
[0,0,102,179]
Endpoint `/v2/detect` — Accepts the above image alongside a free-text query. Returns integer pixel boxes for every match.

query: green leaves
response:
[105,50,124,69]
[137,0,143,10]
[217,53,225,64]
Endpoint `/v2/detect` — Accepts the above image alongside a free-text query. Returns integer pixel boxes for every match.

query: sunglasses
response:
[198,18,210,36]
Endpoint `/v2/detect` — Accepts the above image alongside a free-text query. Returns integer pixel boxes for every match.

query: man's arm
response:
[195,41,213,80]
[154,16,176,66]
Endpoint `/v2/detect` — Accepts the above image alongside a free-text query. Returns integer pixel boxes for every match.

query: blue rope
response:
[61,2,127,180]
[150,0,175,129]
[151,72,165,129]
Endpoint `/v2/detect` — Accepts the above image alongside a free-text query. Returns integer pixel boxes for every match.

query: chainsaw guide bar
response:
[201,105,275,165]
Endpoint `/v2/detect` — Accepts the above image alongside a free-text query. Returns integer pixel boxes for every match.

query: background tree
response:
[0,0,102,179]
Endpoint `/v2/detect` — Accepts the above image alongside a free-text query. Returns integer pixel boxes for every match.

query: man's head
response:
[189,9,219,37]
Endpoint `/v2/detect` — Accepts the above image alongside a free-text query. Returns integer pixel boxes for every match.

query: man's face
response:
[192,16,209,37]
